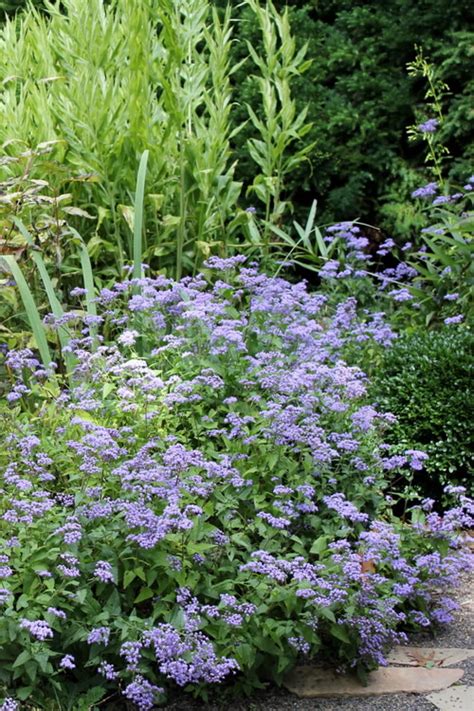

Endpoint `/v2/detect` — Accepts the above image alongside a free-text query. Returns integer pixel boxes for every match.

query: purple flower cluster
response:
[59,655,76,670]
[1,258,472,706]
[87,626,110,645]
[142,624,239,686]
[418,118,439,133]
[323,493,369,523]
[20,619,53,641]
[124,675,163,711]
[0,699,19,711]
[411,182,438,199]
[94,560,114,583]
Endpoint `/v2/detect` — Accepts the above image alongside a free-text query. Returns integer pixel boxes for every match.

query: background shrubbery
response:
[1,0,473,237]
[217,0,474,232]
[370,328,474,501]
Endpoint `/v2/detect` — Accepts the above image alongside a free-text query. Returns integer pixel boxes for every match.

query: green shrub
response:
[214,0,474,233]
[370,328,474,500]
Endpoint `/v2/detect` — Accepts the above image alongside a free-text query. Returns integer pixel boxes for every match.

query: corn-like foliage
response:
[245,0,314,252]
[0,0,311,278]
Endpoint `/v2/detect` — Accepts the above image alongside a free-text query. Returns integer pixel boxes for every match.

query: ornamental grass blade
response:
[79,242,97,318]
[69,226,98,320]
[13,218,74,375]
[293,200,317,253]
[2,255,52,369]
[314,226,328,259]
[69,227,99,350]
[133,150,149,283]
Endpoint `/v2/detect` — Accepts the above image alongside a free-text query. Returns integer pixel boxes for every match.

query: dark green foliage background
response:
[370,329,474,500]
[212,0,473,233]
[1,0,473,233]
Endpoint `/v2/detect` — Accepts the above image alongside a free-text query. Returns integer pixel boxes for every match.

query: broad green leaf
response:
[134,587,154,604]
[330,623,351,644]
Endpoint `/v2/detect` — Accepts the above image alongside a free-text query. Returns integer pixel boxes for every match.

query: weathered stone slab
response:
[386,647,474,668]
[284,665,464,698]
[427,685,474,710]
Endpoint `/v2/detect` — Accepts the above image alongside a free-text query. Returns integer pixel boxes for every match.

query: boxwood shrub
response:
[370,327,473,501]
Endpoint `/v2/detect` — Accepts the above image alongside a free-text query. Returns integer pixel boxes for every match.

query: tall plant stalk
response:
[244,0,315,255]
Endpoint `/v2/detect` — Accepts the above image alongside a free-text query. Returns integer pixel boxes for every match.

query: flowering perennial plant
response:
[314,181,473,329]
[0,260,472,708]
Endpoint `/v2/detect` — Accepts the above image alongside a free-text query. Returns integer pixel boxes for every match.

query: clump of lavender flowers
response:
[0,258,472,708]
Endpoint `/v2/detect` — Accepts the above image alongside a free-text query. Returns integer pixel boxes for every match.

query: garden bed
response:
[0,259,472,710]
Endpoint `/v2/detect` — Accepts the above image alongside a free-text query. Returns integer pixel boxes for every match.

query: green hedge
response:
[370,328,474,500]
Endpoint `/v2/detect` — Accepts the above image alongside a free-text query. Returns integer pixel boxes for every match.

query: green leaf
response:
[76,685,107,708]
[72,229,99,348]
[124,570,136,588]
[102,382,115,399]
[235,643,255,668]
[255,635,281,654]
[25,660,37,682]
[35,652,51,673]
[133,150,149,283]
[12,650,31,668]
[105,588,121,615]
[319,607,336,623]
[310,536,328,556]
[76,588,88,605]
[16,687,33,701]
[330,623,351,644]
[13,218,74,374]
[134,587,154,604]
[277,654,292,674]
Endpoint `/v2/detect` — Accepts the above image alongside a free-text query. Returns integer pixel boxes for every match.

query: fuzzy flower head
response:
[98,661,118,680]
[118,329,139,347]
[20,618,53,641]
[87,626,110,645]
[93,560,115,584]
[418,118,439,133]
[0,588,12,605]
[444,314,464,325]
[59,654,76,670]
[411,182,438,199]
[124,676,164,711]
[0,699,19,711]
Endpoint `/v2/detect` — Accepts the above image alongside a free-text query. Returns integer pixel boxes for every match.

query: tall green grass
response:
[0,0,312,277]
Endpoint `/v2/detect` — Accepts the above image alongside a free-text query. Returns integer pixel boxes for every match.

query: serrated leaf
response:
[330,623,351,644]
[310,536,328,556]
[16,686,33,701]
[123,570,136,588]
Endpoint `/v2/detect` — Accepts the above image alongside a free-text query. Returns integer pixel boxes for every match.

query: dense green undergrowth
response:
[2,0,473,233]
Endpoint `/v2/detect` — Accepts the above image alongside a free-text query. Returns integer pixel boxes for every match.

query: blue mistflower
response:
[418,118,439,133]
